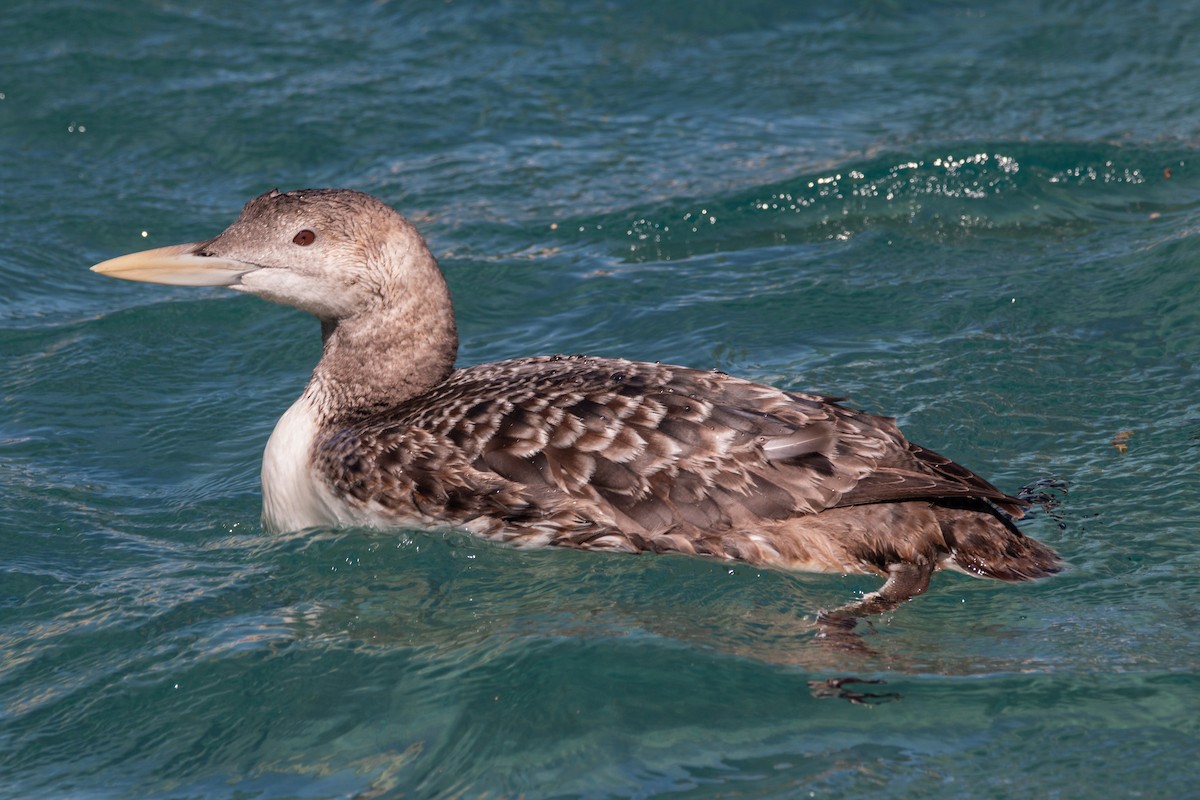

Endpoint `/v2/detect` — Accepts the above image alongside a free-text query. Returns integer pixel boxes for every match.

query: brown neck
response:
[307,250,458,422]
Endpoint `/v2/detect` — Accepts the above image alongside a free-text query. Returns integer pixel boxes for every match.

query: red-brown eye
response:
[293,229,316,246]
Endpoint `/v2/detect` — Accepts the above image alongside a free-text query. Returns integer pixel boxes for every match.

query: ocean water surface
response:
[2,1,1199,797]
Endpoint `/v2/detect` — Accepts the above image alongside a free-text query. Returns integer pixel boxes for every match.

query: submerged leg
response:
[816,560,935,641]
[843,560,934,617]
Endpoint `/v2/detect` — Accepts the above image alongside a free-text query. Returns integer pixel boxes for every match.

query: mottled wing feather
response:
[835,442,1027,517]
[314,355,1024,543]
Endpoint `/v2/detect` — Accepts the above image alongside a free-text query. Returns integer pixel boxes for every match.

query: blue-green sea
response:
[3,1,1199,797]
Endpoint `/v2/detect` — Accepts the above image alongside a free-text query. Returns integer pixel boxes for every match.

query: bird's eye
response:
[293,229,316,246]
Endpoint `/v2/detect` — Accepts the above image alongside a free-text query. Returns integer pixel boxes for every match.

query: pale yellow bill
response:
[91,242,253,287]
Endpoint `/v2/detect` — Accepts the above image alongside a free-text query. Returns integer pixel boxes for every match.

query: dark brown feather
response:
[312,354,1059,588]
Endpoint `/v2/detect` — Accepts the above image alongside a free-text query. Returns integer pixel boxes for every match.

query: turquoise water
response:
[3,1,1200,796]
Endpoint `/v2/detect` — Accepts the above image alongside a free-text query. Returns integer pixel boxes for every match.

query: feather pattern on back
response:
[311,354,1041,573]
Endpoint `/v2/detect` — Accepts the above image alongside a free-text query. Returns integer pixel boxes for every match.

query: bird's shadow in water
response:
[571,552,916,703]
[303,532,915,705]
[808,611,904,704]
[681,608,907,705]
[807,676,902,706]
[612,567,913,705]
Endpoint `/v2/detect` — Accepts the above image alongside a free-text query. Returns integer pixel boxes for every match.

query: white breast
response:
[260,393,346,533]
